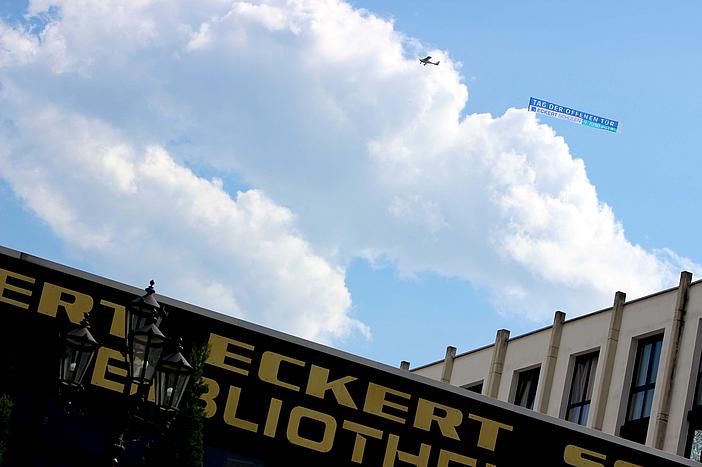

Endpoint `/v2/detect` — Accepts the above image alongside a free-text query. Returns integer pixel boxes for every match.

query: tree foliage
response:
[0,394,12,466]
[146,342,210,467]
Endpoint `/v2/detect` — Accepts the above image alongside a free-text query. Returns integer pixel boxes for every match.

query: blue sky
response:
[1,0,701,369]
[353,0,702,253]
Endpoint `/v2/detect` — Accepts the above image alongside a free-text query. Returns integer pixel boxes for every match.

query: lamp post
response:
[58,317,99,391]
[58,281,193,465]
[129,320,167,389]
[125,280,167,342]
[154,339,193,413]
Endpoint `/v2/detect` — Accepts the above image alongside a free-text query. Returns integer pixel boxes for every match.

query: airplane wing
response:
[422,56,432,61]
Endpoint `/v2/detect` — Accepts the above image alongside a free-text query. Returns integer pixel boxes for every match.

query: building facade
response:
[412,272,702,462]
[1,246,697,465]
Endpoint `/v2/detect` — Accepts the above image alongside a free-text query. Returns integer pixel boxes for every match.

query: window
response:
[565,352,598,425]
[626,335,662,421]
[688,428,702,462]
[462,381,483,394]
[513,367,540,410]
[685,351,702,460]
[620,334,663,444]
[694,354,702,408]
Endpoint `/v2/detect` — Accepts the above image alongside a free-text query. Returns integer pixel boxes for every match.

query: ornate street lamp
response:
[59,280,193,465]
[125,280,167,341]
[129,320,167,388]
[58,318,99,390]
[154,339,193,412]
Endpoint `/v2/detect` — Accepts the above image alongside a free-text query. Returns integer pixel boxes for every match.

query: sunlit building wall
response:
[412,272,702,462]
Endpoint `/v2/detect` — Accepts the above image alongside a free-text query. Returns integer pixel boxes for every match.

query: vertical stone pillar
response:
[649,271,692,449]
[588,291,626,430]
[441,346,457,384]
[485,329,510,398]
[536,311,566,414]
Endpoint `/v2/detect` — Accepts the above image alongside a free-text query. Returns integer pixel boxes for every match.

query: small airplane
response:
[419,55,440,66]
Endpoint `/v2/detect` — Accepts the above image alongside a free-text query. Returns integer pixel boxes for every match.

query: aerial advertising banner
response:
[0,246,692,466]
[528,97,619,132]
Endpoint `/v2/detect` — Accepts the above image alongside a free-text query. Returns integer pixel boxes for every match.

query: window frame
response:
[461,381,483,394]
[626,334,663,422]
[685,341,702,460]
[512,366,540,410]
[565,351,599,426]
[619,333,664,444]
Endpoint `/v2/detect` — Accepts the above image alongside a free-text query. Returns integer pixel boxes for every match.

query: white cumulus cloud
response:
[0,103,366,343]
[0,0,697,343]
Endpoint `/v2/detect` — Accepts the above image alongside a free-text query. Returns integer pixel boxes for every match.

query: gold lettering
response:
[259,351,305,391]
[90,346,126,393]
[306,365,358,409]
[614,461,642,467]
[223,385,258,432]
[207,333,254,376]
[364,383,410,424]
[99,299,126,338]
[563,445,606,467]
[413,398,462,440]
[38,282,93,324]
[0,268,35,310]
[383,433,430,467]
[200,377,220,419]
[286,406,336,453]
[467,413,513,451]
[90,349,156,401]
[263,398,283,438]
[437,449,477,467]
[342,420,383,463]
